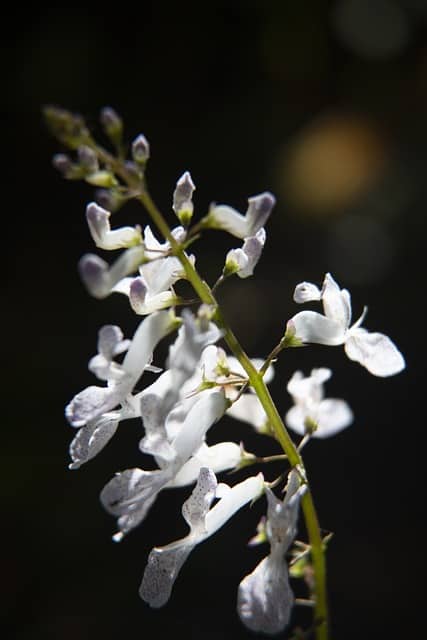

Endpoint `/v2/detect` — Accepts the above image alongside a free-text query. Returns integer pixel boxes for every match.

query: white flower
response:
[65,310,177,429]
[237,470,306,635]
[86,202,142,250]
[207,192,275,239]
[225,228,266,278]
[285,368,353,438]
[289,272,405,377]
[140,467,265,608]
[79,246,144,299]
[113,225,194,315]
[100,389,228,540]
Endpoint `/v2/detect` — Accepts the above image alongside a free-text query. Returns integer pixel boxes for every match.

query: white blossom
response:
[100,389,228,540]
[140,468,265,608]
[113,225,193,315]
[286,368,353,438]
[86,201,142,250]
[65,311,177,430]
[207,192,275,239]
[289,272,405,377]
[225,228,266,278]
[79,246,144,299]
[238,470,306,634]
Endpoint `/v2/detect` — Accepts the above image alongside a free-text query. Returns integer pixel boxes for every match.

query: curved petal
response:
[285,405,307,437]
[315,399,353,438]
[140,541,196,608]
[290,311,345,346]
[345,329,405,377]
[321,273,351,329]
[69,412,120,469]
[236,228,266,279]
[238,555,294,635]
[171,390,227,463]
[168,442,242,487]
[205,473,264,535]
[293,281,321,304]
[86,202,142,250]
[65,382,130,428]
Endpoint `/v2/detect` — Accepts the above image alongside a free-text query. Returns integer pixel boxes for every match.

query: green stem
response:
[138,188,329,639]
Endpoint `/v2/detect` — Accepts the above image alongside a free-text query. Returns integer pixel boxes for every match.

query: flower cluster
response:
[47,106,406,637]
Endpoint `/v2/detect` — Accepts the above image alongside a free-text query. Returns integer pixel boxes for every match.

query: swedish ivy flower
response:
[207,192,275,239]
[238,470,306,634]
[100,389,228,540]
[65,310,177,429]
[138,310,223,462]
[289,272,405,377]
[286,368,353,438]
[140,467,264,608]
[79,246,144,299]
[113,225,193,314]
[86,202,142,250]
[225,228,266,278]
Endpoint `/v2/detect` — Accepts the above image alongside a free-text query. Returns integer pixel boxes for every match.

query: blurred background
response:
[3,1,426,638]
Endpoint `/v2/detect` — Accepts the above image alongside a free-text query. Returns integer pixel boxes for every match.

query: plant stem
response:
[137,187,329,639]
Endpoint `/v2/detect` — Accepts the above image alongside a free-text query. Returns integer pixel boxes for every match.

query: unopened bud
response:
[43,105,89,149]
[131,134,150,164]
[52,153,73,176]
[77,145,99,174]
[100,107,123,139]
[173,171,195,225]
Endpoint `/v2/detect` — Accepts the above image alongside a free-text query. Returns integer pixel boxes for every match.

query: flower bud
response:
[77,145,99,174]
[132,134,150,164]
[100,106,123,139]
[43,105,89,149]
[52,153,73,176]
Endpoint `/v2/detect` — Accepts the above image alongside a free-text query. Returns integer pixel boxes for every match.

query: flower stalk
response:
[47,106,404,639]
[137,184,329,640]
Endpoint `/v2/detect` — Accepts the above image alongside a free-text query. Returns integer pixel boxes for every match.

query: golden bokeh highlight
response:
[277,113,389,217]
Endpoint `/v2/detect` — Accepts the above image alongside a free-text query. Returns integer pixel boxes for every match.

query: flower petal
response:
[171,390,227,464]
[100,467,171,538]
[208,192,275,239]
[168,442,242,487]
[285,405,307,437]
[140,541,196,608]
[236,228,266,278]
[314,399,353,438]
[238,555,294,635]
[290,310,346,346]
[344,328,406,376]
[293,281,321,304]
[321,273,351,329]
[69,412,120,469]
[86,202,142,250]
[205,473,264,535]
[65,382,129,428]
[122,310,177,379]
[140,470,264,608]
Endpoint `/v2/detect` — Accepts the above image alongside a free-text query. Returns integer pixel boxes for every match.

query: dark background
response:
[3,2,426,639]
